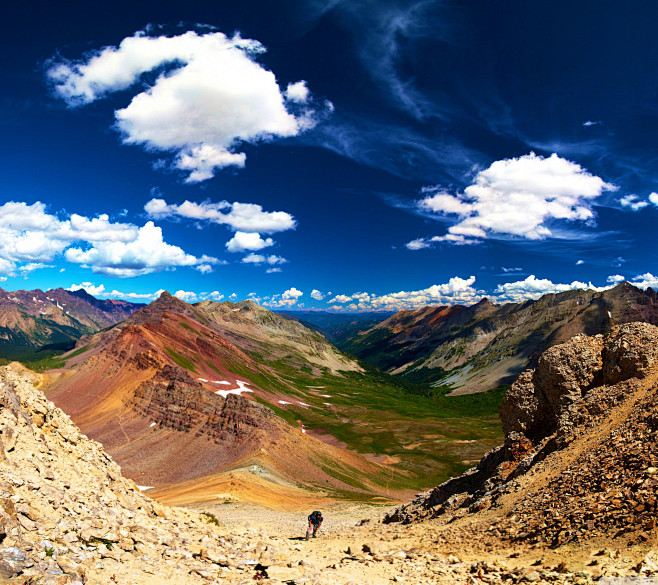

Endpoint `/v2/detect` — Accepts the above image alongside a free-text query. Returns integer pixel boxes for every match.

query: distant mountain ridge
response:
[0,286,142,356]
[279,310,394,346]
[343,282,658,394]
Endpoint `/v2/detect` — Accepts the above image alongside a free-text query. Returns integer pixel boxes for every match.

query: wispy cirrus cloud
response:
[48,29,331,182]
[325,0,451,121]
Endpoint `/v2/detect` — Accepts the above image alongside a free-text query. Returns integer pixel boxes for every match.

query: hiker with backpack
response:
[306,511,323,539]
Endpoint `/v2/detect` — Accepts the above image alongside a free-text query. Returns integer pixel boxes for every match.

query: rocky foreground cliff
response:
[385,322,658,580]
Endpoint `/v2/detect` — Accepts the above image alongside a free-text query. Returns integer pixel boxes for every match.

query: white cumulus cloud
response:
[174,290,198,302]
[263,286,303,307]
[145,198,295,234]
[285,81,310,103]
[241,253,287,265]
[0,201,202,279]
[327,276,480,311]
[195,263,215,274]
[310,289,325,300]
[226,231,274,253]
[649,193,658,206]
[416,153,617,244]
[405,238,430,250]
[64,221,217,278]
[620,194,649,211]
[493,274,614,303]
[282,287,303,301]
[630,273,658,290]
[67,282,106,296]
[48,29,329,182]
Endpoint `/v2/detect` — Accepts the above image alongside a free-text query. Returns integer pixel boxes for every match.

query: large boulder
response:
[603,322,658,384]
[500,322,658,444]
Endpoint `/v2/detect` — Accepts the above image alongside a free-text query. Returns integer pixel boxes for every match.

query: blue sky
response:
[1,0,657,311]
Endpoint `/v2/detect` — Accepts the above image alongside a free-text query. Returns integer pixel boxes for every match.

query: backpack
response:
[309,511,322,523]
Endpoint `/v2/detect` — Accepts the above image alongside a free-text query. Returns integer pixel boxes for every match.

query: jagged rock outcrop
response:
[385,323,658,560]
[500,322,658,444]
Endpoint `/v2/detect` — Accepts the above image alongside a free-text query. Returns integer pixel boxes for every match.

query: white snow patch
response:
[323,402,332,406]
[149,422,156,428]
[214,380,254,398]
[212,380,231,385]
[306,386,326,389]
[198,378,209,383]
[215,388,253,398]
[137,486,154,491]
[301,427,307,434]
[278,400,291,405]
[608,311,612,318]
[298,402,310,407]
[320,394,332,398]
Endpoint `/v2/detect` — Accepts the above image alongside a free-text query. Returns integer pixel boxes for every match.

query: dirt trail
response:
[176,500,649,584]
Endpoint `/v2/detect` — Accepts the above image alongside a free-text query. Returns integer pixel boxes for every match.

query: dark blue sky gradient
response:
[0,0,657,309]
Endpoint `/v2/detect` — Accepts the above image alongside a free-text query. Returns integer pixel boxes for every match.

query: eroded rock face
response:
[603,321,658,384]
[126,365,277,442]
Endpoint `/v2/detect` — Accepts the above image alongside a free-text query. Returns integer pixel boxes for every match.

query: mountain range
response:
[45,293,388,502]
[1,315,656,583]
[280,310,393,346]
[43,292,500,507]
[2,280,657,508]
[341,281,658,394]
[0,286,142,359]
